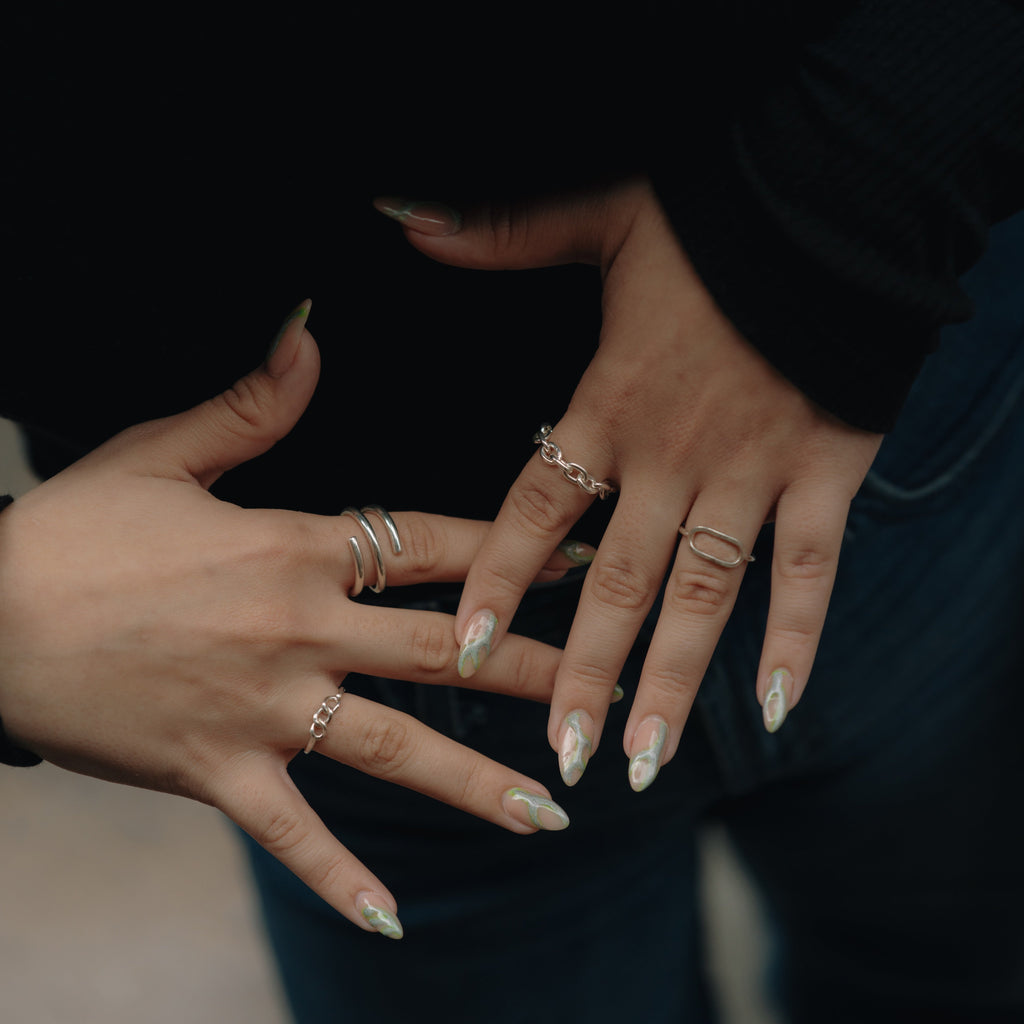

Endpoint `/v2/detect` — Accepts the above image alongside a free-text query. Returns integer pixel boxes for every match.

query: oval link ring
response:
[679,525,755,569]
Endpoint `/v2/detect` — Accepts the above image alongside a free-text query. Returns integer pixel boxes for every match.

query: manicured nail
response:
[610,684,625,704]
[558,710,594,787]
[628,716,669,793]
[763,668,793,734]
[373,197,462,236]
[458,609,497,678]
[557,539,597,566]
[266,298,311,376]
[357,895,404,940]
[503,787,570,831]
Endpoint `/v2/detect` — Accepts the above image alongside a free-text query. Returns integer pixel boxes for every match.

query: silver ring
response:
[679,525,755,569]
[304,689,346,754]
[341,505,403,596]
[533,424,617,500]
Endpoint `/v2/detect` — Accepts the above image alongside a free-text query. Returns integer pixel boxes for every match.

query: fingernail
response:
[628,716,669,793]
[458,609,497,678]
[373,196,462,236]
[763,668,793,734]
[557,539,597,566]
[558,710,593,787]
[266,298,311,376]
[611,684,625,704]
[357,894,404,940]
[503,787,570,831]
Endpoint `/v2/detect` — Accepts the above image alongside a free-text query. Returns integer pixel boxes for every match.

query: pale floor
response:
[0,419,779,1024]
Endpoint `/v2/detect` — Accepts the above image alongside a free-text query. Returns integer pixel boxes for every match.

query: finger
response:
[297,691,571,837]
[754,485,849,733]
[340,605,561,703]
[546,494,684,786]
[372,192,615,270]
[327,511,596,596]
[621,499,767,791]
[108,301,321,490]
[215,758,407,939]
[452,422,612,678]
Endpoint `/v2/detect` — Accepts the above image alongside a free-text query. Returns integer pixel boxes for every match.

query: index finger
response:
[453,422,613,676]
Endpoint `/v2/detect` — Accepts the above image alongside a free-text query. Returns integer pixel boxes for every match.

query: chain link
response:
[533,424,617,499]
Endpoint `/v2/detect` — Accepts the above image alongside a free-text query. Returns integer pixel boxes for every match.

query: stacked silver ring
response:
[341,505,403,597]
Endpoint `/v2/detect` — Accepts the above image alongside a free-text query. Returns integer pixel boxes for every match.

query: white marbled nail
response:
[763,668,793,734]
[357,895,404,940]
[628,717,669,793]
[503,788,570,831]
[458,609,498,678]
[558,710,594,787]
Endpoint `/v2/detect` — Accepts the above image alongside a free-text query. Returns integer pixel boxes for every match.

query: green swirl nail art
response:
[559,710,593,787]
[458,609,497,678]
[629,718,668,792]
[362,903,404,940]
[504,788,570,830]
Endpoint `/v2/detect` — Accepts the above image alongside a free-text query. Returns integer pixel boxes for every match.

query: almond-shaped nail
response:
[357,894,404,940]
[763,668,793,734]
[373,197,462,236]
[266,298,311,376]
[458,609,497,678]
[503,787,570,831]
[628,716,669,793]
[558,710,594,787]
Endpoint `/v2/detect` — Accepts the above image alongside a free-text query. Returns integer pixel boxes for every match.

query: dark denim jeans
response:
[243,214,1024,1024]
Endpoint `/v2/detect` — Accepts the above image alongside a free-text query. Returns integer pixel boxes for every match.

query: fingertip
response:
[355,891,405,940]
[265,299,313,378]
[762,667,795,734]
[457,609,498,678]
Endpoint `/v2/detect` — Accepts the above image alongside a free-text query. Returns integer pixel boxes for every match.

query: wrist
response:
[0,495,43,767]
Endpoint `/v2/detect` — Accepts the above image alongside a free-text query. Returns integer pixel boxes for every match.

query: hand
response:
[0,303,578,939]
[377,179,883,791]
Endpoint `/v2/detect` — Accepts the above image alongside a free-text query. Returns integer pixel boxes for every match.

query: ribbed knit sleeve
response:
[650,0,1024,432]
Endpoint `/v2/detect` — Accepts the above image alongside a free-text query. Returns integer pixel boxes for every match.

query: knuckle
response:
[768,618,821,646]
[258,806,309,858]
[667,568,733,618]
[566,656,619,695]
[643,663,699,702]
[408,619,458,676]
[396,516,445,577]
[587,556,652,613]
[507,481,573,539]
[775,546,836,583]
[209,376,270,437]
[353,717,412,778]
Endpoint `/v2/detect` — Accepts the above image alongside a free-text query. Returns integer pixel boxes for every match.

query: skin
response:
[0,311,579,938]
[385,177,883,786]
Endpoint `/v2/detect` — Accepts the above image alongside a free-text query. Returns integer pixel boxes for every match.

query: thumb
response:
[372,190,622,271]
[141,300,321,489]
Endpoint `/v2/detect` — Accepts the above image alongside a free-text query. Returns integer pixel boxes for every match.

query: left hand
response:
[376,178,883,791]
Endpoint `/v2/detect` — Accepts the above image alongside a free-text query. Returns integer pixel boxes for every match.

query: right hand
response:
[0,303,575,939]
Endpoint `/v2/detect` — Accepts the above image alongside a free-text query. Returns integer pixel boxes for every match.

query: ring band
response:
[679,525,755,569]
[304,689,345,754]
[533,424,617,500]
[342,505,403,597]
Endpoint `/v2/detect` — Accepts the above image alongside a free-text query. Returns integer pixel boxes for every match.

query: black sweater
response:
[4,2,1023,526]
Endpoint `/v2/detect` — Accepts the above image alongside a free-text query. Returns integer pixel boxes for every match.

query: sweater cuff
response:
[0,495,44,767]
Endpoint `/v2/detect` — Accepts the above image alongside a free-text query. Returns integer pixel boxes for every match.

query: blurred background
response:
[0,417,777,1024]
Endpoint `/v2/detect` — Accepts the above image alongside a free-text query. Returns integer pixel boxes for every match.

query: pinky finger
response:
[755,488,849,733]
[216,758,405,939]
